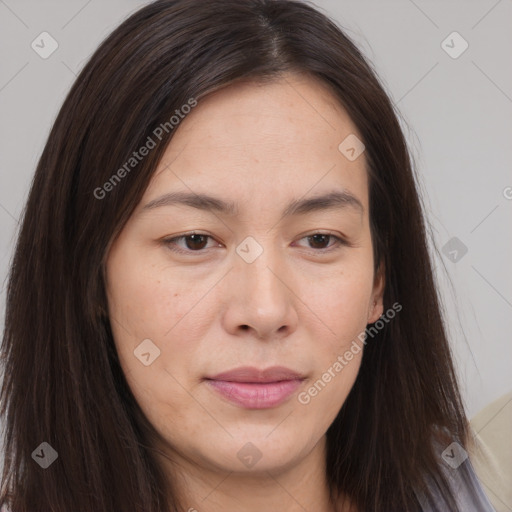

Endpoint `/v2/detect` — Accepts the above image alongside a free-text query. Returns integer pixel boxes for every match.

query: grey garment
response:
[415,456,497,511]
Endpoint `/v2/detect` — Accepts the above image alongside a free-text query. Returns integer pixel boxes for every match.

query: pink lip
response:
[205,366,305,409]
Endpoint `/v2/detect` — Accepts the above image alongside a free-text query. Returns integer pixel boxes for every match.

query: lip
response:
[205,366,305,409]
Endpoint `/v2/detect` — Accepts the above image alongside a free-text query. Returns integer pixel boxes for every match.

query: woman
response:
[0,0,496,510]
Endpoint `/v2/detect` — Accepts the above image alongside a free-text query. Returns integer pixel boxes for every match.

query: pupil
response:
[186,234,207,250]
[309,234,329,249]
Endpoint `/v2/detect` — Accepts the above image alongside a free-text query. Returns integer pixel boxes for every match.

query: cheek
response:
[302,264,374,343]
[297,345,362,437]
[105,247,220,403]
[106,246,215,347]
[296,260,372,416]
[121,358,203,451]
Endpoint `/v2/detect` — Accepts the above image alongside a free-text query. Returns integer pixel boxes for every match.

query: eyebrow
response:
[141,189,364,218]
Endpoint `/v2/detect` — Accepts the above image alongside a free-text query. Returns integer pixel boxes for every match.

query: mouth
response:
[204,366,306,409]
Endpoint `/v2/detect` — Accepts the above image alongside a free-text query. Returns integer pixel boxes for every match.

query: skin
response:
[105,71,384,512]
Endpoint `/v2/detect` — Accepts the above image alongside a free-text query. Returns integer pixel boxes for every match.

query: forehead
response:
[140,72,368,214]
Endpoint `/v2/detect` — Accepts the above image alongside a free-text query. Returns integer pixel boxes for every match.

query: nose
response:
[221,244,299,341]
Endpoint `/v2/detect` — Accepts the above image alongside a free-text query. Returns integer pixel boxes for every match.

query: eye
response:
[162,231,348,256]
[294,232,347,252]
[162,232,220,254]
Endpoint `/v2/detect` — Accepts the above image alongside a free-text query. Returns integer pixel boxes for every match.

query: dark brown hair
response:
[1,0,472,510]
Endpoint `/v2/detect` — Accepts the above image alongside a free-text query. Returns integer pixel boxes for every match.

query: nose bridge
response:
[224,234,297,337]
[236,236,284,301]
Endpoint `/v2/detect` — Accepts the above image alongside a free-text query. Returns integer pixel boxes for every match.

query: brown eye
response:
[294,232,346,252]
[163,233,218,254]
[183,234,209,250]
[307,234,333,250]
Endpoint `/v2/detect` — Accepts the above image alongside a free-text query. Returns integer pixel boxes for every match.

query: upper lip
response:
[206,366,305,383]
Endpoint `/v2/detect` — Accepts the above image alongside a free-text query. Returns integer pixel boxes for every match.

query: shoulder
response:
[416,437,497,511]
[442,456,496,511]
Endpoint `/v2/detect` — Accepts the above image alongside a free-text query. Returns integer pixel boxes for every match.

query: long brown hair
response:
[1,1,472,510]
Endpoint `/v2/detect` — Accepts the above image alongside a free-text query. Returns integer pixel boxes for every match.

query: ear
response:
[367,262,385,324]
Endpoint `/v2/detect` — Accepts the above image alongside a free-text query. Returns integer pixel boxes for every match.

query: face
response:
[105,72,384,481]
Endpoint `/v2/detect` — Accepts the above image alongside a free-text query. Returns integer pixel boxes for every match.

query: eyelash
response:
[161,231,348,255]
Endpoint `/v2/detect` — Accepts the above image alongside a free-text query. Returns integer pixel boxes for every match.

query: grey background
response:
[1,0,511,467]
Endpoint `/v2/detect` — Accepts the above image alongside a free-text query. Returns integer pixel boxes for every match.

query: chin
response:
[200,429,315,474]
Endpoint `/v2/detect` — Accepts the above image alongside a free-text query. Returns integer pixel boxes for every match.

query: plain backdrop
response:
[1,0,511,469]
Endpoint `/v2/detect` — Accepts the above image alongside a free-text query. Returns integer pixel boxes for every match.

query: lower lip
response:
[206,379,303,409]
